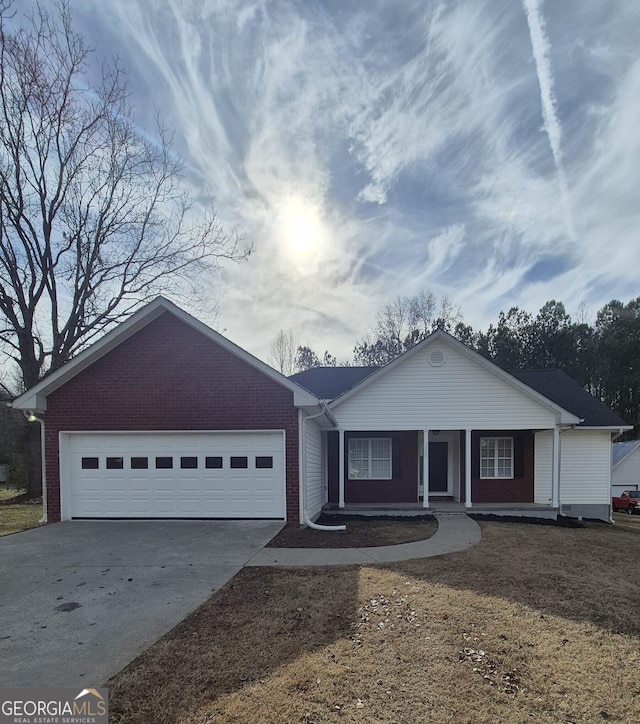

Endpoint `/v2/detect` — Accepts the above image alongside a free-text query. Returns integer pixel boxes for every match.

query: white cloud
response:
[68,0,640,361]
[522,0,575,240]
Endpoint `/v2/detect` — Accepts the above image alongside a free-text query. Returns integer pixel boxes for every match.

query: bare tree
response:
[433,295,462,331]
[269,329,297,376]
[0,2,248,492]
[354,291,462,365]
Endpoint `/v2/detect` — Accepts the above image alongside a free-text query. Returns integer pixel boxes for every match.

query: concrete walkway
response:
[247,513,481,567]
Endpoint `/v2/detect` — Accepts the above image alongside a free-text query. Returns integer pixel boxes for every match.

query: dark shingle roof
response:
[290,364,628,428]
[508,369,628,427]
[289,366,378,400]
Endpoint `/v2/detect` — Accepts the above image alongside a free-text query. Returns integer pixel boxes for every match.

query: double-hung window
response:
[348,438,392,480]
[480,437,513,479]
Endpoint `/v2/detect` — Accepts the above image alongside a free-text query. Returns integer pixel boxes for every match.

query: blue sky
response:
[72,0,640,361]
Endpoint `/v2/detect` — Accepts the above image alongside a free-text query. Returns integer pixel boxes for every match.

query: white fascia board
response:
[12,299,168,410]
[436,333,581,424]
[13,296,319,410]
[329,328,581,424]
[12,391,48,413]
[584,425,634,432]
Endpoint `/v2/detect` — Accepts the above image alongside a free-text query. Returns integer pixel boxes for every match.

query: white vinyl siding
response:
[612,448,640,492]
[305,419,326,520]
[332,342,558,430]
[480,437,513,479]
[560,430,612,505]
[348,438,391,480]
[534,430,553,504]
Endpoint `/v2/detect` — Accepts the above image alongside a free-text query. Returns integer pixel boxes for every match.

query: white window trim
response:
[348,437,392,480]
[479,436,514,479]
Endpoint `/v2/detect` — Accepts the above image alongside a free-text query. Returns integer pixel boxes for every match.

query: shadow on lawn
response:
[108,520,639,722]
[390,519,640,639]
[108,565,361,723]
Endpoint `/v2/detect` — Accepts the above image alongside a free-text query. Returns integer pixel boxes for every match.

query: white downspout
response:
[556,423,580,518]
[24,411,47,524]
[301,404,346,531]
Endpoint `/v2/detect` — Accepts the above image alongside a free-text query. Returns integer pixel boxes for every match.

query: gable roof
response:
[290,330,628,429]
[508,369,628,428]
[289,366,378,399]
[612,440,640,467]
[320,329,580,424]
[12,297,320,411]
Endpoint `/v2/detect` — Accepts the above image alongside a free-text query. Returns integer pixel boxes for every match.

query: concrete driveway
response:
[0,520,282,687]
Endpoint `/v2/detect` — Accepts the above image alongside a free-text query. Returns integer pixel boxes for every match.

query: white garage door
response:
[62,431,286,520]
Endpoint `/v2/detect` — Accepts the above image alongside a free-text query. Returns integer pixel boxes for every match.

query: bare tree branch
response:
[0,0,249,388]
[269,329,297,376]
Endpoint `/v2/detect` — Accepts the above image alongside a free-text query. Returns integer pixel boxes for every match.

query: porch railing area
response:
[323,501,559,520]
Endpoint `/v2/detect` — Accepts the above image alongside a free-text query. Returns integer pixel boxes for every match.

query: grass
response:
[612,510,640,532]
[0,488,42,536]
[108,519,640,723]
[267,515,437,548]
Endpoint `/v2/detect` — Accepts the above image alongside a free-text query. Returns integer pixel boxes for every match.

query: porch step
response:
[323,503,432,518]
[323,502,559,520]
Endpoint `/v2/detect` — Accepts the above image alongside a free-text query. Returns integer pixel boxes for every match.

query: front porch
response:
[326,427,561,510]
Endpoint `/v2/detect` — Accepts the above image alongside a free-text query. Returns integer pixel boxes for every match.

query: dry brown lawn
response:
[0,489,42,536]
[108,520,640,723]
[267,515,437,548]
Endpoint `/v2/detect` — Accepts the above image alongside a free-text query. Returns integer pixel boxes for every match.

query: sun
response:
[278,196,325,266]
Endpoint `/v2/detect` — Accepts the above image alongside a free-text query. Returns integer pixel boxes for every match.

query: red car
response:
[612,490,640,514]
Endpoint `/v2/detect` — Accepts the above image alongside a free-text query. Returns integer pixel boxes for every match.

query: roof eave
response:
[329,329,581,424]
[13,300,169,410]
[13,296,320,410]
[583,425,634,431]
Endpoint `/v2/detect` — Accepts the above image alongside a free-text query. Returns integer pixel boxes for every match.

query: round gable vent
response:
[429,348,445,367]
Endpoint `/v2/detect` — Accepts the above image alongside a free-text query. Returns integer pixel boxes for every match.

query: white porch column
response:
[422,430,429,508]
[465,428,472,509]
[551,426,560,508]
[338,429,345,508]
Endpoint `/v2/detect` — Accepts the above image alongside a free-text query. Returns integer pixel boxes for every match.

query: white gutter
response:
[301,404,345,531]
[24,411,47,524]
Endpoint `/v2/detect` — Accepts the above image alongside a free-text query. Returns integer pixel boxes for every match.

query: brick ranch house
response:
[13,297,629,524]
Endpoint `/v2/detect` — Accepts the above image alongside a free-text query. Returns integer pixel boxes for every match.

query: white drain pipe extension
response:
[301,404,346,531]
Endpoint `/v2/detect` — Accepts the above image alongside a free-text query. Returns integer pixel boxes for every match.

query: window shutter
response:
[514,437,524,478]
[392,438,400,479]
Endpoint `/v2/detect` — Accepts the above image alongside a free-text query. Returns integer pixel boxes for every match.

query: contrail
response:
[522,0,576,240]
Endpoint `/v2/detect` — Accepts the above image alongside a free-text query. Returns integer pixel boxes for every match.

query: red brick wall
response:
[43,312,299,522]
[337,431,418,504]
[470,430,534,503]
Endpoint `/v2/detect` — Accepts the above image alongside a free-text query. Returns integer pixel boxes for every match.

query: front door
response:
[428,441,448,493]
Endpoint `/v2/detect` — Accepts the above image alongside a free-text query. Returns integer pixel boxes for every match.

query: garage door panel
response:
[63,432,285,519]
[200,498,226,516]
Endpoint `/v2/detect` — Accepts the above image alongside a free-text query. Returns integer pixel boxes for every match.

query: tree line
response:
[270,293,640,438]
